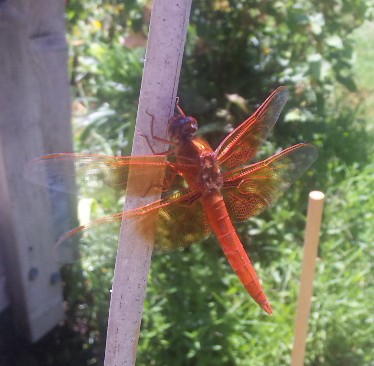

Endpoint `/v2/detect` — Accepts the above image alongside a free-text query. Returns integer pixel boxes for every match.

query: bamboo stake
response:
[104,1,192,365]
[291,191,325,366]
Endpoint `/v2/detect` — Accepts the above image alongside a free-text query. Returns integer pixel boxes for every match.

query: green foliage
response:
[54,1,374,365]
[309,162,374,365]
[67,1,146,155]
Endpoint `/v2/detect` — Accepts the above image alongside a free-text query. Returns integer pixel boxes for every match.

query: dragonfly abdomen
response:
[201,191,273,315]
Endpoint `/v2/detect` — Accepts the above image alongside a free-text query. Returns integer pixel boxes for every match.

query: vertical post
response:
[0,1,72,341]
[104,0,192,365]
[0,255,10,312]
[291,191,325,366]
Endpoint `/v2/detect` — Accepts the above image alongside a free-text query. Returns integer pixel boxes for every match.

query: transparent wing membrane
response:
[216,87,289,170]
[222,143,317,222]
[24,153,195,196]
[53,188,209,263]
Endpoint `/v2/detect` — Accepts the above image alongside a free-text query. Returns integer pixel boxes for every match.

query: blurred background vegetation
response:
[7,0,374,365]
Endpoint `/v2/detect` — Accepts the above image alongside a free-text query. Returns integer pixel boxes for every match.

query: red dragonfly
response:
[25,87,317,315]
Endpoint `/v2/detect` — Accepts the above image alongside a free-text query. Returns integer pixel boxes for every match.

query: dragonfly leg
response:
[136,129,169,155]
[146,110,177,145]
[175,97,186,116]
[137,110,177,155]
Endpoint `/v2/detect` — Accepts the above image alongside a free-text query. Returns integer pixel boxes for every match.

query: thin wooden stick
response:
[291,191,325,366]
[104,1,192,365]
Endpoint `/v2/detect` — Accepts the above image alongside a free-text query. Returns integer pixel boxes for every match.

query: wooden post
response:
[0,1,72,341]
[104,0,192,364]
[291,191,325,366]
[0,255,10,312]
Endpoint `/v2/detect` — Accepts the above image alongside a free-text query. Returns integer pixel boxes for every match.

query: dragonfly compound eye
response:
[169,116,198,141]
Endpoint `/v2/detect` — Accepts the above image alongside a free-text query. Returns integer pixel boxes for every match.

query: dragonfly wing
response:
[24,153,193,196]
[54,187,210,263]
[221,143,317,222]
[154,191,211,253]
[216,87,289,170]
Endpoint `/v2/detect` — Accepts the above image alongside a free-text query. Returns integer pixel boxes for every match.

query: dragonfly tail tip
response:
[262,301,273,315]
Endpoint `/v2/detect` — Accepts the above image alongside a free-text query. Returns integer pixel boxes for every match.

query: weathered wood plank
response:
[0,255,10,312]
[0,0,73,341]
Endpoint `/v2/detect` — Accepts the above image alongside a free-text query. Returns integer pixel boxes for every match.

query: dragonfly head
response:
[168,115,198,142]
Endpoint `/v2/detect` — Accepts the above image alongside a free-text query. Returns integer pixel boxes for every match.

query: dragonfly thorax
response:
[168,115,198,143]
[197,152,223,194]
